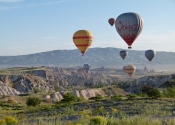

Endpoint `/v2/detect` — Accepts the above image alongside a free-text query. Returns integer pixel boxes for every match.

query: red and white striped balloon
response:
[115,12,144,49]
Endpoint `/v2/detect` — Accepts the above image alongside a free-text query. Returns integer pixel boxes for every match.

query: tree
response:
[26,97,41,107]
[61,93,77,104]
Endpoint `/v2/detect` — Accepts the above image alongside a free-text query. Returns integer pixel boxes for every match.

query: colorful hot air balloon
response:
[120,50,128,60]
[115,12,144,49]
[83,64,91,73]
[124,65,136,77]
[108,18,115,26]
[145,50,156,62]
[73,30,93,56]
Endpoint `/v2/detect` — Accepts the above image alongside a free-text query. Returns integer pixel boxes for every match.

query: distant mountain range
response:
[0,47,175,69]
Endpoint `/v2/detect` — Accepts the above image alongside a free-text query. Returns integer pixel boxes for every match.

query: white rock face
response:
[79,89,106,100]
[51,89,107,102]
[51,92,63,102]
[0,85,20,96]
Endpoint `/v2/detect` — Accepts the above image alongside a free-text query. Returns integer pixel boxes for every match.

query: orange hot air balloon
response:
[124,65,136,77]
[73,30,93,56]
[108,18,115,26]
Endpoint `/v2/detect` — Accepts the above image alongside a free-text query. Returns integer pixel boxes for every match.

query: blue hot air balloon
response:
[83,64,91,73]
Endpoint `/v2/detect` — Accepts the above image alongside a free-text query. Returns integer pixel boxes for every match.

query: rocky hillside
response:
[0,47,175,68]
[25,68,119,87]
[0,74,54,94]
[121,74,173,94]
[0,67,119,96]
[49,87,127,102]
[0,66,174,98]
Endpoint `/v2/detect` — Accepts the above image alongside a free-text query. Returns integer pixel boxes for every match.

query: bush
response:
[126,94,138,100]
[7,99,13,103]
[89,96,102,101]
[111,95,122,101]
[61,93,77,104]
[95,106,105,115]
[90,116,107,125]
[26,97,41,107]
[77,97,84,102]
[164,87,175,98]
[0,116,18,125]
[147,88,161,99]
[142,86,161,99]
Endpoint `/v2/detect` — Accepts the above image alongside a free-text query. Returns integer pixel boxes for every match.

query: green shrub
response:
[7,100,13,103]
[26,97,41,107]
[164,87,175,98]
[77,97,84,102]
[142,86,161,99]
[0,116,18,125]
[126,94,138,100]
[61,93,77,104]
[90,116,107,125]
[0,119,6,125]
[147,88,161,99]
[89,96,102,101]
[111,95,122,101]
[95,106,105,115]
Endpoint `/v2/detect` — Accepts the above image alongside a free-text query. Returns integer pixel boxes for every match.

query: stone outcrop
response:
[0,83,20,96]
[51,92,63,102]
[0,74,54,93]
[128,75,173,94]
[25,68,119,88]
[79,89,106,100]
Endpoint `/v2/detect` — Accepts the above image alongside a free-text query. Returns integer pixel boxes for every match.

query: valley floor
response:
[1,96,175,125]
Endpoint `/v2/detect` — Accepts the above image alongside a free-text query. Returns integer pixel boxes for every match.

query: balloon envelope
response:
[73,30,93,56]
[83,64,91,73]
[145,50,156,62]
[120,50,128,60]
[115,12,144,49]
[108,18,115,26]
[124,65,136,77]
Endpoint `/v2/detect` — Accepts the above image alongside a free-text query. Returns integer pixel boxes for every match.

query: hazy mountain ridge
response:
[0,47,175,68]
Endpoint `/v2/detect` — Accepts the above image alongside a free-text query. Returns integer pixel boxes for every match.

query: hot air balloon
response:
[73,30,93,56]
[115,12,144,49]
[83,64,91,73]
[108,18,115,26]
[145,50,156,62]
[124,65,136,77]
[120,50,128,60]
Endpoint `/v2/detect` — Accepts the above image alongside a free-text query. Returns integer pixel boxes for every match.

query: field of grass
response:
[1,94,175,125]
[0,66,46,75]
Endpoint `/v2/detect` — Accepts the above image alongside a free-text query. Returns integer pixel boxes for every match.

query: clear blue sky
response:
[0,0,175,56]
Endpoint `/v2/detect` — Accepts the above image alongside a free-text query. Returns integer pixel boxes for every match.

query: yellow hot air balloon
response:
[124,65,136,77]
[73,30,93,56]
